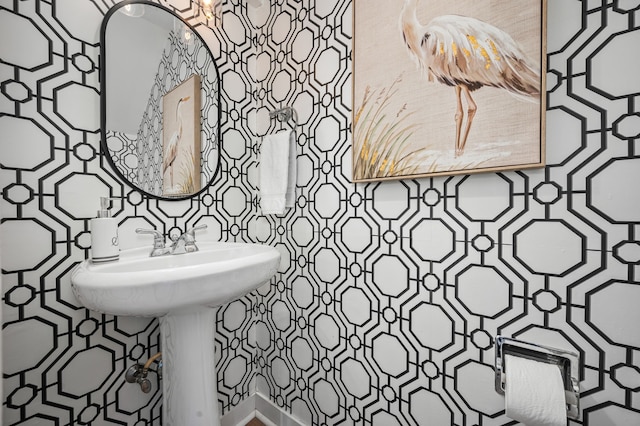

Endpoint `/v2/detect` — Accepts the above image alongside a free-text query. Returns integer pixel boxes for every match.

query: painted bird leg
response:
[457,85,477,156]
[454,86,464,157]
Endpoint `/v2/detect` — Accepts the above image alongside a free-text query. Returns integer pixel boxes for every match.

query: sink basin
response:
[70,241,280,426]
[71,241,280,317]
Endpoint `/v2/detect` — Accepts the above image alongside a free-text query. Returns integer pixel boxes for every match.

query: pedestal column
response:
[160,307,219,426]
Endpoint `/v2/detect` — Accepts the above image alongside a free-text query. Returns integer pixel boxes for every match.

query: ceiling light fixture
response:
[198,0,222,26]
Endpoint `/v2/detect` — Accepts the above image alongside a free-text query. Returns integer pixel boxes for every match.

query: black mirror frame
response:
[100,0,221,201]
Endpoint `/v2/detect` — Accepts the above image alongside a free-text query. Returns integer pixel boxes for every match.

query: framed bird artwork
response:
[352,0,547,182]
[162,74,202,196]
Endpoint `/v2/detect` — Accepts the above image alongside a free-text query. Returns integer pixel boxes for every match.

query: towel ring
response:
[269,106,298,128]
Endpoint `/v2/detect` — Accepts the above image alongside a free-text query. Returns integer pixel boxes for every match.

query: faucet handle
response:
[135,228,165,249]
[170,224,207,254]
[185,224,207,237]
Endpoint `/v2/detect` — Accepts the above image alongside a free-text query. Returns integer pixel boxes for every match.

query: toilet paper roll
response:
[505,354,567,426]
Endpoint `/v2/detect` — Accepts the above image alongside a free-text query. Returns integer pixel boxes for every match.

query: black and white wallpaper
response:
[2,0,640,425]
[1,0,249,424]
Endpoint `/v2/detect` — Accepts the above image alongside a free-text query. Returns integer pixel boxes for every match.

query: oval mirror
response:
[100,1,220,200]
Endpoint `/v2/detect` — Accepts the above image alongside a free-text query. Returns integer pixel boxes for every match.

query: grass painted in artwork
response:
[175,151,197,194]
[353,76,428,180]
[354,76,495,180]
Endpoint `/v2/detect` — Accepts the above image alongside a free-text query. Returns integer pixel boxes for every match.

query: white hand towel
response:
[260,129,296,214]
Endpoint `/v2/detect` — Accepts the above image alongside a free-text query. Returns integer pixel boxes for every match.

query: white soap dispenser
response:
[90,197,119,263]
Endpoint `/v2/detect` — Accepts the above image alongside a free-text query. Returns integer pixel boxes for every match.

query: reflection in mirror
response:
[101,1,220,199]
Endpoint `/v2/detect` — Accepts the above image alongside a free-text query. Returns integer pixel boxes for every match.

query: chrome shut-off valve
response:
[125,352,162,394]
[125,364,152,393]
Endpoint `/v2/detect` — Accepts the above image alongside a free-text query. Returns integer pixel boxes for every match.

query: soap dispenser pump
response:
[90,197,119,263]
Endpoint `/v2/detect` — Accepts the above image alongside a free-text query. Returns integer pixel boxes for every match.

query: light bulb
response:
[203,6,214,20]
[198,0,221,26]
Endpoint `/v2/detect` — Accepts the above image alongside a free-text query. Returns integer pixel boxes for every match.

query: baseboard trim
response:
[220,394,256,426]
[220,392,305,426]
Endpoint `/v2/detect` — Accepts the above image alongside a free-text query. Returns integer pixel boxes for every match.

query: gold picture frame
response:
[162,74,202,196]
[352,0,547,182]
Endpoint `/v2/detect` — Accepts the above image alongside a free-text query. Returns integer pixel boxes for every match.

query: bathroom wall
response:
[251,0,640,425]
[0,239,3,421]
[0,0,260,424]
[2,1,640,426]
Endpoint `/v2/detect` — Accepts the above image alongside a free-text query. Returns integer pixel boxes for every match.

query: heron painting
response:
[353,0,546,182]
[162,75,202,196]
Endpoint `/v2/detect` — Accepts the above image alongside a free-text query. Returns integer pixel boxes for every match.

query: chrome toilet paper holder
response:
[495,336,580,421]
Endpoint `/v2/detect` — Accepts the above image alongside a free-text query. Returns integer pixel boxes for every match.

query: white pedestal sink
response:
[71,242,280,426]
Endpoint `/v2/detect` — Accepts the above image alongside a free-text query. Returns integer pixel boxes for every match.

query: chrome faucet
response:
[135,228,171,257]
[136,224,207,257]
[170,224,207,254]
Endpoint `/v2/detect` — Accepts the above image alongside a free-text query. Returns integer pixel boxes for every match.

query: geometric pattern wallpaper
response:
[252,1,640,425]
[1,2,639,426]
[0,0,247,424]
